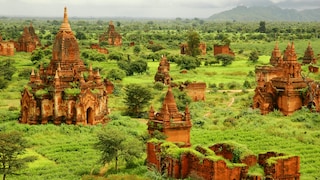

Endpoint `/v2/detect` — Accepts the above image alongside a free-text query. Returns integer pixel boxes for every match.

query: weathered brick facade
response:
[253,42,315,115]
[15,23,41,52]
[0,41,14,56]
[147,141,300,180]
[20,7,110,125]
[99,21,122,46]
[213,44,235,56]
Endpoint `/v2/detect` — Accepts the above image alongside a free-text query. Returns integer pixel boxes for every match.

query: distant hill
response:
[208,6,320,21]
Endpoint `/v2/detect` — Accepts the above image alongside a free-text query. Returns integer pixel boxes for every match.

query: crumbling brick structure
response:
[214,44,235,56]
[0,41,14,56]
[90,43,108,54]
[179,81,206,101]
[154,55,171,85]
[147,83,300,179]
[180,42,207,55]
[147,141,300,180]
[15,23,41,52]
[148,87,192,147]
[99,21,122,46]
[20,7,110,125]
[254,42,314,115]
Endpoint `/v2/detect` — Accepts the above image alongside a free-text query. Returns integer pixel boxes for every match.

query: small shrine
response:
[148,87,192,147]
[20,7,109,125]
[15,23,41,52]
[99,21,122,46]
[154,55,171,85]
[302,42,316,64]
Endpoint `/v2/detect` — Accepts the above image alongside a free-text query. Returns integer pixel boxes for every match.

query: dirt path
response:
[227,97,235,107]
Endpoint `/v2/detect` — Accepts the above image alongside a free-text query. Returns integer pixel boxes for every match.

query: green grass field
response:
[1,38,320,179]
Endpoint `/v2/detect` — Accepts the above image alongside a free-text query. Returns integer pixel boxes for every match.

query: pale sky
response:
[0,0,319,18]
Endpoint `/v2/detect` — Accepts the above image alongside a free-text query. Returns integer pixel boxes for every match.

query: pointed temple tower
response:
[269,42,282,66]
[302,42,316,65]
[154,55,171,85]
[148,87,192,147]
[254,42,313,115]
[20,7,109,125]
[15,23,41,52]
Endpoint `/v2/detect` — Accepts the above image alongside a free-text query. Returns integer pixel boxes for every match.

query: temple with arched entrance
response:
[20,7,110,125]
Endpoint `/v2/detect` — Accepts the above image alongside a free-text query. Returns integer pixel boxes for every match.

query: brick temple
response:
[20,7,109,125]
[15,23,41,52]
[0,35,14,56]
[253,42,318,115]
[147,86,300,179]
[99,21,122,46]
[148,86,192,147]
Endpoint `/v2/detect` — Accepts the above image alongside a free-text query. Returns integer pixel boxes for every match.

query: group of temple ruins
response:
[6,6,320,179]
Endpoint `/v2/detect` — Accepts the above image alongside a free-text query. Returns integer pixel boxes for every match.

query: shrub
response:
[153,82,165,91]
[215,54,235,66]
[107,69,126,81]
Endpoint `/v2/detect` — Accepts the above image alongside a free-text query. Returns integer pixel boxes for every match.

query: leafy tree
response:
[0,59,16,82]
[117,60,133,76]
[133,46,141,54]
[75,31,87,40]
[107,69,126,81]
[248,51,259,63]
[130,60,148,74]
[31,49,44,64]
[108,52,124,61]
[186,30,200,57]
[176,56,201,70]
[0,131,36,180]
[124,84,153,117]
[94,127,143,173]
[258,21,266,33]
[215,54,235,66]
[146,44,164,52]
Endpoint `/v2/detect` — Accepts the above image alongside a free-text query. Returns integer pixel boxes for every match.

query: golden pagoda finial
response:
[60,6,71,31]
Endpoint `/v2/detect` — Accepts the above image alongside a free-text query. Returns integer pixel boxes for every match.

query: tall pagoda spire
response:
[60,7,71,31]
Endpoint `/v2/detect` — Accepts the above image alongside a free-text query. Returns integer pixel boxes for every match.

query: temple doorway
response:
[86,107,94,124]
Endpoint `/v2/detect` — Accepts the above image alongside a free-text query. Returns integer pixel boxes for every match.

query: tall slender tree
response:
[187,30,201,57]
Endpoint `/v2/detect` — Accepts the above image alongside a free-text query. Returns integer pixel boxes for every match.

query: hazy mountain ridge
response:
[208,5,320,21]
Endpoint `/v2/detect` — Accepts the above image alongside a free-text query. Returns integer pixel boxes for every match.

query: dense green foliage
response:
[94,126,144,172]
[0,131,36,180]
[124,84,153,117]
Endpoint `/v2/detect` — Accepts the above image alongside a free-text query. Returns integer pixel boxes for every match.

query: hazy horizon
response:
[0,0,319,18]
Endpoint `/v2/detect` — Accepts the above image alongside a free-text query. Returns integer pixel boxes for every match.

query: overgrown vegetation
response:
[0,17,320,179]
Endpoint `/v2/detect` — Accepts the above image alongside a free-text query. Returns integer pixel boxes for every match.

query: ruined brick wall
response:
[0,41,14,56]
[199,42,206,55]
[185,82,206,101]
[146,142,161,170]
[90,43,108,54]
[214,44,235,56]
[259,152,300,179]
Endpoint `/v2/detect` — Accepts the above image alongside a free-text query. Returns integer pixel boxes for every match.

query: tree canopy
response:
[124,84,153,117]
[94,126,143,172]
[0,131,36,180]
